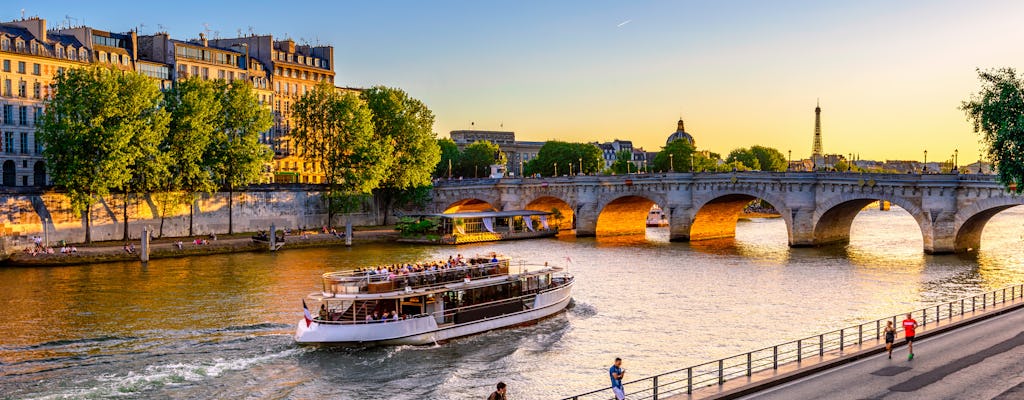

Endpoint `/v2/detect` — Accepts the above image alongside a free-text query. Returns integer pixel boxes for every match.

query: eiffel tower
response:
[812,100,823,168]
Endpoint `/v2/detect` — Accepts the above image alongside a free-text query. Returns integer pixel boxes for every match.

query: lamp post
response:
[690,153,694,172]
[643,159,647,174]
[519,159,524,178]
[670,154,674,172]
[579,157,583,176]
[924,150,928,173]
[788,150,792,170]
[448,158,452,179]
[954,149,958,171]
[569,163,573,176]
[554,162,558,177]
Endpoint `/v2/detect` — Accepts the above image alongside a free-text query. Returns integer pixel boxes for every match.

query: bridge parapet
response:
[430,172,1021,253]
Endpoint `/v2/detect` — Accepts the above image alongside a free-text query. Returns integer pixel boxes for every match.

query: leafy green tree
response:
[961,67,1024,192]
[610,150,635,174]
[653,139,700,172]
[458,140,506,178]
[362,86,440,224]
[726,148,761,170]
[293,82,392,240]
[207,79,273,234]
[523,141,604,176]
[435,138,460,178]
[161,77,220,237]
[38,66,168,243]
[749,145,788,172]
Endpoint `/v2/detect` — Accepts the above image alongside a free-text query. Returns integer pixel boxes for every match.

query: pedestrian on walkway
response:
[487,382,507,400]
[609,357,626,400]
[884,321,896,359]
[902,313,918,360]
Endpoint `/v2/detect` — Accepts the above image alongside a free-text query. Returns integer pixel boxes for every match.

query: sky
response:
[11,1,1024,162]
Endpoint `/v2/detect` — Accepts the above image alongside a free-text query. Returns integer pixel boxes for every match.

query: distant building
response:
[962,161,993,174]
[449,130,543,177]
[811,101,824,168]
[667,118,696,146]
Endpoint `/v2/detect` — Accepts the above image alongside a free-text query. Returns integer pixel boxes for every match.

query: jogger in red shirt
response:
[902,313,918,360]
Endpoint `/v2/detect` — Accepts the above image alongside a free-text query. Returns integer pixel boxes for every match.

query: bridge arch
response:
[596,194,664,236]
[443,198,498,213]
[525,196,574,230]
[688,190,792,242]
[811,193,929,247]
[953,197,1024,252]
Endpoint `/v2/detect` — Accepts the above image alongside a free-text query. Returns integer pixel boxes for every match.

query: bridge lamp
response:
[788,150,791,170]
[670,154,674,172]
[924,150,928,173]
[954,149,958,171]
[579,157,583,176]
[554,162,558,177]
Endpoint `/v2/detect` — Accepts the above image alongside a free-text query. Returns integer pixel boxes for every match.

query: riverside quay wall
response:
[0,185,381,247]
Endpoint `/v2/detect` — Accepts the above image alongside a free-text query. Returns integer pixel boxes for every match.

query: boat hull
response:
[295,280,573,345]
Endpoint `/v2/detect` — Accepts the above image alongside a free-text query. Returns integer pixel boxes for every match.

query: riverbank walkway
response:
[563,284,1024,400]
[3,228,399,266]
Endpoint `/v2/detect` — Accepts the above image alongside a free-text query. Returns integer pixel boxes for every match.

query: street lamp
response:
[670,154,674,172]
[954,149,958,171]
[554,162,558,177]
[690,153,694,172]
[923,150,928,173]
[579,158,583,176]
[788,150,792,170]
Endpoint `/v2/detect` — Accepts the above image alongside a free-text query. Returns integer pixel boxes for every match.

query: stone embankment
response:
[5,228,398,267]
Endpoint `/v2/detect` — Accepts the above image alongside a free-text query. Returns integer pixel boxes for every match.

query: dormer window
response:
[56,46,64,58]
[30,41,38,54]
[0,38,8,51]
[15,39,25,52]
[67,46,76,60]
[79,48,88,61]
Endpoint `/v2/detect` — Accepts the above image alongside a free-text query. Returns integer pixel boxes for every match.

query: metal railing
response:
[563,283,1024,400]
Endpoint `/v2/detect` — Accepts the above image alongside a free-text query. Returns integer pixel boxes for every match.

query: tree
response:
[362,86,440,224]
[961,67,1024,192]
[653,139,700,172]
[161,77,220,237]
[435,138,460,178]
[726,148,761,170]
[117,71,171,241]
[523,141,603,176]
[749,146,788,172]
[38,66,168,243]
[458,140,506,178]
[207,79,273,234]
[610,150,634,174]
[292,82,392,240]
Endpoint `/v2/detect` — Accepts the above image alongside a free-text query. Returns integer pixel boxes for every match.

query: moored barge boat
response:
[294,255,574,345]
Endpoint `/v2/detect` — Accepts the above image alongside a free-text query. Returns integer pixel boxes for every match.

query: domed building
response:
[667,118,695,146]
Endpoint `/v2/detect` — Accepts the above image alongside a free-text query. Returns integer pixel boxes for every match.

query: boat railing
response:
[314,273,574,325]
[322,260,518,296]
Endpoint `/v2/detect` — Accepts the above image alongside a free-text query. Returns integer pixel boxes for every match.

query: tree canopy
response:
[961,67,1024,192]
[725,146,787,171]
[37,66,169,242]
[609,150,635,174]
[458,140,506,178]
[434,138,460,178]
[523,141,603,176]
[653,139,706,172]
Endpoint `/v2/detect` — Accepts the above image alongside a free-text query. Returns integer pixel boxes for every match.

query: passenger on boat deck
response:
[370,311,379,321]
[365,314,373,321]
[319,304,328,320]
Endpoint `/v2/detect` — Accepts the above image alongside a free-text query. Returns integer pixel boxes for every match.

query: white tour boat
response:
[294,256,574,345]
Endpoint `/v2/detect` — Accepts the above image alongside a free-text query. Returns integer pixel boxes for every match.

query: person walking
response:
[902,313,918,360]
[609,357,626,400]
[884,321,896,359]
[487,382,507,400]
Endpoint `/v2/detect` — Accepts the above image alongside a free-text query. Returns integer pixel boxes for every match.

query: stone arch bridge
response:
[429,172,1023,254]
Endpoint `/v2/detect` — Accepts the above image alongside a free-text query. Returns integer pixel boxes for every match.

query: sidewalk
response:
[664,294,1024,400]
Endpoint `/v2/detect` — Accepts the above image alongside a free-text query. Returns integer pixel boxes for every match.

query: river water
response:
[0,207,1022,399]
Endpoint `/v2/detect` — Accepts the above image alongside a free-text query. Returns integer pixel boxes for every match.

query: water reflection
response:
[0,207,1021,399]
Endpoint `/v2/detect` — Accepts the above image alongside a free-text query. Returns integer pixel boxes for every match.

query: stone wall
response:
[0,186,382,246]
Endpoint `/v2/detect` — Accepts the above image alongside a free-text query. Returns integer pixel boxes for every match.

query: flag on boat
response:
[302,300,313,327]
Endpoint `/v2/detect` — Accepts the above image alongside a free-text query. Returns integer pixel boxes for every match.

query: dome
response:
[667,119,695,146]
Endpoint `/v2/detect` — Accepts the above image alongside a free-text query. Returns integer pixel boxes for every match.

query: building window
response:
[98,52,108,63]
[80,49,88,61]
[201,67,209,80]
[191,65,199,77]
[17,81,26,98]
[56,46,64,58]
[2,60,8,72]
[57,67,64,76]
[68,47,77,60]
[30,42,38,54]
[32,82,40,99]
[34,107,41,126]
[0,39,8,51]
[32,63,40,75]
[17,61,25,74]
[218,70,225,80]
[20,132,27,153]
[4,132,12,153]
[16,40,24,52]
[3,105,11,124]
[18,106,27,126]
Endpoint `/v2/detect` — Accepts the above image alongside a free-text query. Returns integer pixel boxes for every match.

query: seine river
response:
[1,207,1022,399]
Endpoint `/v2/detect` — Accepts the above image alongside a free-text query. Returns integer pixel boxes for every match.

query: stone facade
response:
[0,186,380,247]
[430,172,1024,254]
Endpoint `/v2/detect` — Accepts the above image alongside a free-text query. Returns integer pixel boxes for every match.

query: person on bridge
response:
[609,357,625,400]
[884,321,896,359]
[902,313,919,360]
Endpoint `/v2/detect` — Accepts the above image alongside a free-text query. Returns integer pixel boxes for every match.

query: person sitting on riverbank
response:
[124,243,135,254]
[175,241,183,250]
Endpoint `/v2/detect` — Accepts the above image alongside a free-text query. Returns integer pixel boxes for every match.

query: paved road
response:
[741,307,1024,400]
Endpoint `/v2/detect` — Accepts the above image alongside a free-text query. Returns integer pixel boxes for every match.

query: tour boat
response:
[294,255,574,345]
[397,210,559,245]
[647,206,668,227]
